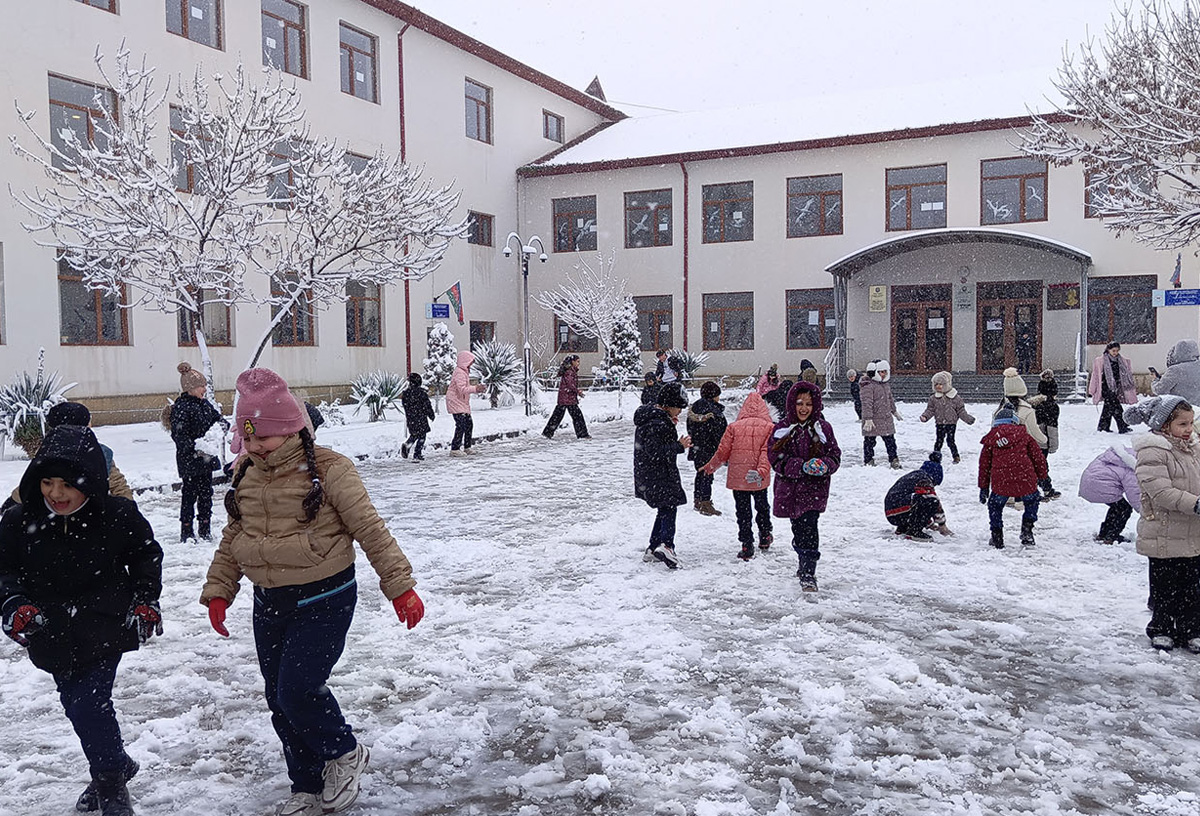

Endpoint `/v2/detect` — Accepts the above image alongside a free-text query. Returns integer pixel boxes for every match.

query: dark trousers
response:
[254,568,359,794]
[54,654,127,776]
[693,466,714,502]
[649,506,677,548]
[1098,393,1130,432]
[888,495,940,534]
[1099,498,1133,540]
[733,489,772,543]
[451,413,474,450]
[933,424,958,458]
[986,491,1040,529]
[543,404,588,438]
[178,454,214,535]
[863,435,898,464]
[404,432,427,459]
[790,510,821,577]
[1146,556,1200,644]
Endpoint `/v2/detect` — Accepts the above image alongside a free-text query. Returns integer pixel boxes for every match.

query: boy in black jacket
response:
[168,362,226,542]
[400,373,436,461]
[1030,368,1062,499]
[686,381,727,516]
[0,424,163,816]
[884,452,952,540]
[633,383,692,569]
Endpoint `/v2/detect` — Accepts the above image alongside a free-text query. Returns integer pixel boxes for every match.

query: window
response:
[886,164,946,231]
[1088,275,1156,345]
[469,321,495,348]
[58,256,128,345]
[633,295,672,351]
[553,195,597,252]
[271,277,314,346]
[266,140,297,207]
[625,189,672,248]
[703,182,754,243]
[467,212,494,247]
[543,110,563,143]
[342,151,370,175]
[465,79,492,143]
[178,289,231,346]
[1085,168,1153,219]
[339,23,377,103]
[48,75,116,170]
[786,288,835,349]
[169,105,195,192]
[262,0,307,78]
[77,0,117,12]
[787,175,843,237]
[981,157,1047,224]
[345,281,381,346]
[167,0,223,49]
[703,292,754,350]
[554,316,597,353]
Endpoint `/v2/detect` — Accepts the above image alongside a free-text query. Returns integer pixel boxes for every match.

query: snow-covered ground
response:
[1,391,1198,816]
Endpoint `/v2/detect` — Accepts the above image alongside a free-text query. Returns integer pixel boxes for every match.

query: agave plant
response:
[0,348,77,456]
[472,339,520,408]
[350,370,406,422]
[666,348,709,381]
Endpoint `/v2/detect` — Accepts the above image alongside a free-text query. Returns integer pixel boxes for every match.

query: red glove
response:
[2,599,45,647]
[392,589,424,630]
[126,602,163,644]
[207,598,229,637]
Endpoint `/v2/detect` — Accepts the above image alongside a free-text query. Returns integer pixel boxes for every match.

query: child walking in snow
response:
[634,383,692,569]
[446,350,486,455]
[859,359,902,468]
[918,371,975,464]
[400,373,436,461]
[1079,443,1140,545]
[687,381,727,516]
[847,369,862,420]
[1030,368,1062,499]
[1125,395,1200,652]
[978,406,1047,549]
[201,368,424,815]
[0,424,163,816]
[168,362,227,542]
[885,452,953,540]
[543,355,590,440]
[768,381,841,590]
[702,392,775,560]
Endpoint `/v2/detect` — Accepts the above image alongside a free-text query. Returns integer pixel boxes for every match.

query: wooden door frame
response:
[976,297,1042,373]
[890,298,952,374]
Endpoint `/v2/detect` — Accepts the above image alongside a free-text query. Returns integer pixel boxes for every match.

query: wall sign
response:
[868,285,887,313]
[1047,282,1080,310]
[425,303,450,319]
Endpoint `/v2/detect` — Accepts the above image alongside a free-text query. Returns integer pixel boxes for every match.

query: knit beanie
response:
[46,401,91,428]
[992,406,1018,426]
[846,368,857,379]
[1002,367,1027,397]
[657,382,689,409]
[920,451,944,485]
[407,372,423,388]
[1124,395,1189,430]
[179,361,207,392]
[1040,368,1055,381]
[931,371,952,391]
[234,368,306,439]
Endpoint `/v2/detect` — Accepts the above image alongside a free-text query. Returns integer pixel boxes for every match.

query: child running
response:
[633,383,692,569]
[701,391,775,560]
[918,371,974,464]
[400,373,436,461]
[978,406,1047,549]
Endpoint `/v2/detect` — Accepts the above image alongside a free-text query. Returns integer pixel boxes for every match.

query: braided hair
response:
[223,428,325,523]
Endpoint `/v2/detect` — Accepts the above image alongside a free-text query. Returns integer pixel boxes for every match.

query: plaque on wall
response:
[1047,282,1080,310]
[868,285,887,312]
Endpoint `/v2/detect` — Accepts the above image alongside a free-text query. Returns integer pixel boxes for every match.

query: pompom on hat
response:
[1124,395,1190,430]
[1002,367,1027,397]
[234,368,307,439]
[920,451,944,485]
[179,361,206,392]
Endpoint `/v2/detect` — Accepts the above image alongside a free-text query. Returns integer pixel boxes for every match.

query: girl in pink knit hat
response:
[200,368,424,816]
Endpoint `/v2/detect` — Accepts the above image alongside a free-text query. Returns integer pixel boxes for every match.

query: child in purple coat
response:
[1079,444,1141,545]
[767,381,841,591]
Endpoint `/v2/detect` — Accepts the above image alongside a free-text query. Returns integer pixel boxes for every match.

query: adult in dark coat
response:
[685,382,727,515]
[543,355,590,439]
[633,383,691,568]
[0,424,162,815]
[169,363,226,542]
[884,453,950,539]
[640,372,663,406]
[400,373,436,461]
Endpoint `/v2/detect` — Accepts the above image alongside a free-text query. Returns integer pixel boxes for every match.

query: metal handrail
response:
[822,337,845,397]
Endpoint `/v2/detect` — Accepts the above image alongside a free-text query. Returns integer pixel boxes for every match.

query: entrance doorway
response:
[977,281,1042,374]
[891,284,951,374]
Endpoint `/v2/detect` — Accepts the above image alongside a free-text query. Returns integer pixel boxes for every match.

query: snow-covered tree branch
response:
[533,250,626,358]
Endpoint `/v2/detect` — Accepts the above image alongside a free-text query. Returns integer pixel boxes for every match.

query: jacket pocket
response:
[234,531,325,569]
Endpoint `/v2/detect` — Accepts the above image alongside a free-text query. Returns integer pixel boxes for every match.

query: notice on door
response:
[986,319,1003,331]
[869,285,887,313]
[928,317,945,329]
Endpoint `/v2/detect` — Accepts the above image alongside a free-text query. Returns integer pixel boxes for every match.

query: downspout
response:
[1075,258,1090,400]
[679,161,689,351]
[398,23,413,374]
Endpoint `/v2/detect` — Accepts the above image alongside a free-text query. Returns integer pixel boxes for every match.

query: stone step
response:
[826,372,1085,403]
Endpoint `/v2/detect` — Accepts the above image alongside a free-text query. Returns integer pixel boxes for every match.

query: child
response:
[859,359,901,468]
[885,452,952,540]
[446,350,486,455]
[1079,443,1140,545]
[847,369,862,420]
[0,424,163,816]
[686,381,727,516]
[768,381,841,590]
[756,364,780,395]
[400,373,435,461]
[640,372,663,406]
[543,355,590,440]
[978,406,1047,548]
[1125,395,1200,652]
[762,378,794,421]
[201,368,424,815]
[633,383,692,569]
[1030,368,1062,498]
[918,371,975,464]
[701,391,775,560]
[168,362,226,542]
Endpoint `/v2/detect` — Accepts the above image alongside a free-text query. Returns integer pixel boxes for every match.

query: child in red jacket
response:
[979,406,1048,549]
[701,391,775,560]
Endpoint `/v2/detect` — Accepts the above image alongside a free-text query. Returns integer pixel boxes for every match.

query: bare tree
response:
[1020,1,1200,250]
[533,250,626,360]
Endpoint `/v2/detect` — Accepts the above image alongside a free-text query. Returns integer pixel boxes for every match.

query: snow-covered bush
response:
[0,349,76,457]
[350,371,406,422]
[598,296,643,389]
[314,399,346,426]
[423,322,457,409]
[471,339,520,408]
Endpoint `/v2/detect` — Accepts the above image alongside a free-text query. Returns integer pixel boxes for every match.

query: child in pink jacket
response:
[446,350,486,455]
[702,392,775,561]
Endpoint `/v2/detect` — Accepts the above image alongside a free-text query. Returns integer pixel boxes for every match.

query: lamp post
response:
[504,232,547,416]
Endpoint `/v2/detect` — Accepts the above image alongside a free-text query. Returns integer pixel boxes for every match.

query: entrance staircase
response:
[825,371,1086,404]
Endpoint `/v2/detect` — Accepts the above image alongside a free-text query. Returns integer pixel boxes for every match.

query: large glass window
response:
[633,295,672,352]
[981,157,1047,224]
[58,256,128,345]
[48,75,116,170]
[786,288,835,349]
[702,182,754,243]
[465,79,492,143]
[703,291,754,350]
[553,196,597,253]
[543,110,564,143]
[271,277,314,346]
[345,281,381,346]
[77,0,117,12]
[554,316,597,353]
[339,23,377,103]
[167,0,223,49]
[469,321,495,348]
[886,164,946,231]
[1088,275,1156,345]
[787,175,843,237]
[262,0,307,78]
[625,189,672,248]
[178,288,231,346]
[467,212,494,247]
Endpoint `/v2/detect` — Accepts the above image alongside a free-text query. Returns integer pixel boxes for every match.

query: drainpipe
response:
[398,23,413,373]
[1075,259,1090,400]
[680,161,689,351]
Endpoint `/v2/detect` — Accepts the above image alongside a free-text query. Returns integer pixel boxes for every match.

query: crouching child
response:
[1079,443,1140,545]
[885,452,952,540]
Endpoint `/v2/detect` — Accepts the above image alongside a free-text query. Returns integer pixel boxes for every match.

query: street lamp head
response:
[503,246,513,258]
[538,253,548,263]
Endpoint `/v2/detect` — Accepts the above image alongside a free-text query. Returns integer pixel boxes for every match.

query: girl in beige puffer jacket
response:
[1127,395,1200,653]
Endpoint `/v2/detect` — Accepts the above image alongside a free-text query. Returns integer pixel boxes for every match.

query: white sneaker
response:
[449,449,466,457]
[651,543,679,569]
[277,791,322,816]
[321,743,370,813]
[1152,635,1175,651]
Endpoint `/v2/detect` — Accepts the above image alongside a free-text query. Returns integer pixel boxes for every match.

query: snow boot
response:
[696,500,722,516]
[197,521,211,540]
[92,770,134,816]
[737,543,755,561]
[903,528,933,541]
[889,458,902,470]
[77,757,139,813]
[989,528,1005,549]
[795,548,820,592]
[180,523,193,544]
[401,442,410,459]
[952,454,961,464]
[1151,635,1175,651]
[758,532,773,551]
[1020,519,1036,547]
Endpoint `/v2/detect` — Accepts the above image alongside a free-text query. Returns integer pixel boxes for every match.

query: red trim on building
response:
[680,161,689,352]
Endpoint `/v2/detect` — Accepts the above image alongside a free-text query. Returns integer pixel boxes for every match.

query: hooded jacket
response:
[767,381,841,517]
[400,383,436,436]
[859,374,897,437]
[1132,430,1200,559]
[0,425,162,675]
[978,423,1048,497]
[446,351,486,414]
[702,392,773,491]
[169,392,223,466]
[685,397,727,465]
[1151,339,1200,405]
[632,404,687,509]
[884,460,944,523]
[1078,444,1141,511]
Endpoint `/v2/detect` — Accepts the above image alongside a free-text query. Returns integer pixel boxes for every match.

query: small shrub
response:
[0,348,76,457]
[472,340,520,408]
[666,348,709,380]
[350,371,406,422]
[314,399,346,426]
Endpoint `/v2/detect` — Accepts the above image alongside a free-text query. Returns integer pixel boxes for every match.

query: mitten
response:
[745,470,763,485]
[801,458,829,477]
[979,488,990,505]
[862,419,875,434]
[207,597,230,637]
[126,601,163,644]
[1194,498,1200,516]
[393,589,425,630]
[2,597,45,647]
